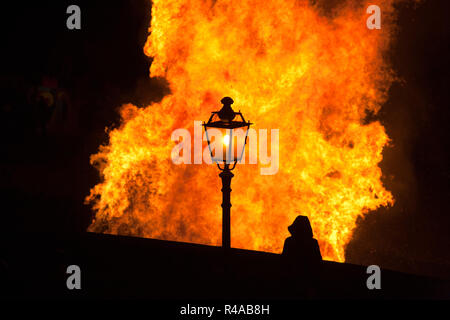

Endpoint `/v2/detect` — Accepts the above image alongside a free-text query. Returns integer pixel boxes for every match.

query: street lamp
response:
[203,97,252,249]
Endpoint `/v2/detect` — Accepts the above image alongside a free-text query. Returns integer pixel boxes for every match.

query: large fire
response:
[86,0,399,261]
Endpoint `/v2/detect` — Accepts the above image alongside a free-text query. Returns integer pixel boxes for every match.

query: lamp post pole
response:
[219,163,234,249]
[203,96,252,251]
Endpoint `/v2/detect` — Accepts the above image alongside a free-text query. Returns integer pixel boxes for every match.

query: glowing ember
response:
[86,0,399,261]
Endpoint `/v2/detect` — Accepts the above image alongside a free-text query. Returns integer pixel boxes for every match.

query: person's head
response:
[288,215,313,239]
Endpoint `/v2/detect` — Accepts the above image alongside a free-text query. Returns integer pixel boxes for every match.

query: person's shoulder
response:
[282,236,294,249]
[282,236,295,255]
[284,236,294,243]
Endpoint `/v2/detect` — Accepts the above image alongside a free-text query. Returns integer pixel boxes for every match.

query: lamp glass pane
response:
[205,126,249,164]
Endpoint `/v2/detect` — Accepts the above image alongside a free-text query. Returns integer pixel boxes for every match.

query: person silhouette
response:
[281,215,322,297]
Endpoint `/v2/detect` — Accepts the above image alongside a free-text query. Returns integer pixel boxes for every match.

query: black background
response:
[0,0,449,279]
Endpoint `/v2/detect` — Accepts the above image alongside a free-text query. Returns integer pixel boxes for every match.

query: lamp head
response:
[217,97,236,122]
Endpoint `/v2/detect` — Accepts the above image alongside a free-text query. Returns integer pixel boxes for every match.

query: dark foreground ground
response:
[1,1,450,294]
[1,232,449,300]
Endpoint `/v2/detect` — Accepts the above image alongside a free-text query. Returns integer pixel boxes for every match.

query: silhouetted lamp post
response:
[203,97,252,249]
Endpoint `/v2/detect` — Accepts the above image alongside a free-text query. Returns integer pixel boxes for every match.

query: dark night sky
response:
[0,0,449,278]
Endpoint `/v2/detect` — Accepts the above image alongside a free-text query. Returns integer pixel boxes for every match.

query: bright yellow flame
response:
[86,0,399,262]
[223,134,231,146]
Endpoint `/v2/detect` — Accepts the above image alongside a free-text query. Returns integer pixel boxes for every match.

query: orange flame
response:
[86,0,398,261]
